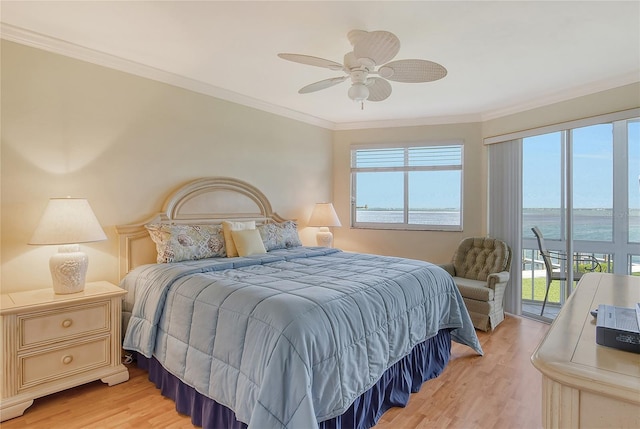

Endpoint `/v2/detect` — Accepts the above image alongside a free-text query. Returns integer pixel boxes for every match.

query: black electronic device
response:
[595,303,640,354]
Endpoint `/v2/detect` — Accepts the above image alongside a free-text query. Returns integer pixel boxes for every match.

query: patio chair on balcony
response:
[531,226,602,316]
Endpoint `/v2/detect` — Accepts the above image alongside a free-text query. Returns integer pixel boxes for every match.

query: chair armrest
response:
[546,250,568,260]
[545,251,602,273]
[486,271,510,291]
[487,271,510,306]
[545,250,602,272]
[575,254,602,272]
[439,263,456,277]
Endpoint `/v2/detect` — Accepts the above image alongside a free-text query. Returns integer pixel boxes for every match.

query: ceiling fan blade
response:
[299,76,348,94]
[378,59,447,83]
[347,29,368,47]
[353,30,400,65]
[365,77,392,102]
[278,53,344,71]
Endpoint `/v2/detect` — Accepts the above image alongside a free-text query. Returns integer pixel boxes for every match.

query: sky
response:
[523,120,639,210]
[356,170,461,210]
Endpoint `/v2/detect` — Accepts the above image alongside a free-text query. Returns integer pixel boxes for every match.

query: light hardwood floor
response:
[2,315,548,429]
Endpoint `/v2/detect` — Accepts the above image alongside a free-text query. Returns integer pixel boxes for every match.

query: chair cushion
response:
[452,237,509,281]
[453,277,495,302]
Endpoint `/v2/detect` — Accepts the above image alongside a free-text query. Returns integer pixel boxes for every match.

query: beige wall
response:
[1,41,333,292]
[332,122,485,264]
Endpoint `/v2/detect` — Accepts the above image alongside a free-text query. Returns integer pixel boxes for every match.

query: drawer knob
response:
[62,355,74,365]
[61,319,73,328]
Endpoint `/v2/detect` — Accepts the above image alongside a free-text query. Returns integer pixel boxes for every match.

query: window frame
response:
[350,140,464,231]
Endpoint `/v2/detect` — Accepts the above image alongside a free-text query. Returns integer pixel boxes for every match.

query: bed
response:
[116,177,482,429]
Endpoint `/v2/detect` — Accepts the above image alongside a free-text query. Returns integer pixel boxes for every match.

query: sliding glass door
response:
[521,118,639,319]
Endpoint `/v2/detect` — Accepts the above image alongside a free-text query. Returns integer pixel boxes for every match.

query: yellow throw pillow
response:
[231,228,267,257]
[222,220,256,257]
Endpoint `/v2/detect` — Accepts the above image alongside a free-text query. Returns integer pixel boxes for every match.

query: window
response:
[350,142,463,230]
[521,124,616,243]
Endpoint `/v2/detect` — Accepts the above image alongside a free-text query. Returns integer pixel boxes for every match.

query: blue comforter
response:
[122,247,482,428]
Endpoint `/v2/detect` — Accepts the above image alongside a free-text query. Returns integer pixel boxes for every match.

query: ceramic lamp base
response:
[316,227,334,248]
[49,244,88,294]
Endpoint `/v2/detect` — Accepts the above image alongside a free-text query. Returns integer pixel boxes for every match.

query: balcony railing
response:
[521,248,611,319]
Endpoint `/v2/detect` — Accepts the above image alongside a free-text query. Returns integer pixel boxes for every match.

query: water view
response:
[356,209,460,225]
[357,207,640,273]
[356,208,640,243]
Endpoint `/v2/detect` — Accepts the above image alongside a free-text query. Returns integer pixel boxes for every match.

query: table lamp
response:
[29,197,107,294]
[308,202,341,248]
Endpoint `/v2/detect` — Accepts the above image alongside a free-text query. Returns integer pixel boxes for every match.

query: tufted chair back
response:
[452,237,511,281]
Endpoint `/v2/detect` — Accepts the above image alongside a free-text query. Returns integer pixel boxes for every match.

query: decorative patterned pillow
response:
[145,223,226,263]
[258,221,302,251]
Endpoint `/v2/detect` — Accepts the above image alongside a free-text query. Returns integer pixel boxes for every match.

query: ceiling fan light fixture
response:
[348,83,370,102]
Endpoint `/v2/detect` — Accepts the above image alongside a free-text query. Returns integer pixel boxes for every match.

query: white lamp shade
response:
[308,203,341,228]
[29,198,107,245]
[308,203,341,248]
[29,198,106,294]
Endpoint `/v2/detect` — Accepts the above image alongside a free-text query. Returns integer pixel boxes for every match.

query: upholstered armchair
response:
[440,237,512,331]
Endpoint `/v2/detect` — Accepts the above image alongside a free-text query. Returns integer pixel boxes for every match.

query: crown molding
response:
[333,113,483,131]
[481,71,640,121]
[0,23,335,130]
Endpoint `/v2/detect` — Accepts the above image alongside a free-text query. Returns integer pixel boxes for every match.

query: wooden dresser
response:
[531,273,640,429]
[0,281,129,421]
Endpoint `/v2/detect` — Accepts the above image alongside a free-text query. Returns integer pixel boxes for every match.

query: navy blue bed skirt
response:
[135,329,451,429]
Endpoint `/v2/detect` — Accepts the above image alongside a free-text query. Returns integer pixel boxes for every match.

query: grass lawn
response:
[523,270,639,304]
[522,277,561,303]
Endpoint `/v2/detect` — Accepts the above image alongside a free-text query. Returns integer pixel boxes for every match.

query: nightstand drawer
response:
[19,302,110,349]
[19,336,111,389]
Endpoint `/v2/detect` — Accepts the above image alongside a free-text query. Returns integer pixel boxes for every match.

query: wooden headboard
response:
[115,177,287,278]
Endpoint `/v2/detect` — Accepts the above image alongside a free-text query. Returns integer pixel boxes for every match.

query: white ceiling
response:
[2,1,639,130]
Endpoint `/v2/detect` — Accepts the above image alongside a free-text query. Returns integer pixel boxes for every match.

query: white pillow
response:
[222,220,256,257]
[231,228,267,257]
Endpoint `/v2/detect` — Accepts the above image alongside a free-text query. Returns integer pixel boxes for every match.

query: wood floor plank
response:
[1,315,548,428]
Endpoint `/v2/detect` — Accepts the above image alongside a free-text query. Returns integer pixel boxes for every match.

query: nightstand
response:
[0,281,129,422]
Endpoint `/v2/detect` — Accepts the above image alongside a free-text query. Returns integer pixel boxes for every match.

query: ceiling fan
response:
[278,29,447,109]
